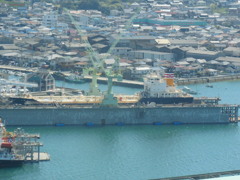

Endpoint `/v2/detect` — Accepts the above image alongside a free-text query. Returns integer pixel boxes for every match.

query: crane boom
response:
[63,8,140,106]
[107,8,140,55]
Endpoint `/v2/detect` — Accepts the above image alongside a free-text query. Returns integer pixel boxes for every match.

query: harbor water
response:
[0,80,240,180]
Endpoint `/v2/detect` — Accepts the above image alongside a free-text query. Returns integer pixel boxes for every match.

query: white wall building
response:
[42,12,58,28]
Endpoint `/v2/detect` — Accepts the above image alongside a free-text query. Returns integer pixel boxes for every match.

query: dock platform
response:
[25,152,50,162]
[156,169,240,180]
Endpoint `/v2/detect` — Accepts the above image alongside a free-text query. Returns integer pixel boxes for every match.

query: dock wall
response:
[0,106,231,126]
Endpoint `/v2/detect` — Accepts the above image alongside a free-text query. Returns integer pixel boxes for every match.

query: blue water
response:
[0,80,240,180]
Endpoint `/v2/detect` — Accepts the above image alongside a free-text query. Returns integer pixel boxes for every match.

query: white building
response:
[42,12,58,28]
[131,66,152,79]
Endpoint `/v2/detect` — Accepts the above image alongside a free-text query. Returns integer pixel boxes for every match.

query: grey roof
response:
[0,44,19,50]
[132,50,172,55]
[216,56,240,63]
[224,47,240,52]
[187,50,219,56]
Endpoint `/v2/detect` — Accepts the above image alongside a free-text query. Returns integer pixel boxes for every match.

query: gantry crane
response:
[64,8,140,106]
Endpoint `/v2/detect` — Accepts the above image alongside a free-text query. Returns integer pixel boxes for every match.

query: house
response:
[131,66,152,79]
[0,36,13,44]
[153,46,186,60]
[206,69,218,76]
[42,11,58,28]
[110,35,157,50]
[175,64,203,78]
[169,39,199,48]
[186,50,221,60]
[111,47,132,57]
[74,61,89,69]
[223,47,240,57]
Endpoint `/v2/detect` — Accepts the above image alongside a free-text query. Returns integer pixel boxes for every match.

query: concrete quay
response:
[176,74,240,85]
[0,65,37,73]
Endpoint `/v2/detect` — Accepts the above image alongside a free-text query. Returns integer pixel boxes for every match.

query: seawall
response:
[175,74,240,85]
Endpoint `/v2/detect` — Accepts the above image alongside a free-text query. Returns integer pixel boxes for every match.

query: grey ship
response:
[1,73,239,126]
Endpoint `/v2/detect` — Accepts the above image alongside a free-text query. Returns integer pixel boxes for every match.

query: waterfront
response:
[0,80,240,180]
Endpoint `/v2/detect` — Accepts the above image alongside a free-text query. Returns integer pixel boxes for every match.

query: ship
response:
[0,120,24,167]
[182,86,198,95]
[0,72,239,125]
[139,73,194,104]
[0,118,49,167]
[64,74,85,84]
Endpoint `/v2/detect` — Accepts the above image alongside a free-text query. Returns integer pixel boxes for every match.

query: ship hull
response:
[8,97,39,105]
[0,105,238,126]
[0,160,24,168]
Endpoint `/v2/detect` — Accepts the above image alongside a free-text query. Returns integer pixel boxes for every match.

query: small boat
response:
[206,83,213,88]
[52,72,66,80]
[65,74,85,83]
[182,86,197,95]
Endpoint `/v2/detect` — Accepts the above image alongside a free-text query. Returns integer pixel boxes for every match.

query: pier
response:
[13,128,50,163]
[25,152,50,162]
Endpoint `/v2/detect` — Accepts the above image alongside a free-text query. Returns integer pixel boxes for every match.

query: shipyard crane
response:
[64,8,105,97]
[64,8,140,106]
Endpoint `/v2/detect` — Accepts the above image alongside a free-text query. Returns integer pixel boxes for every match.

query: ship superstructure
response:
[139,73,194,104]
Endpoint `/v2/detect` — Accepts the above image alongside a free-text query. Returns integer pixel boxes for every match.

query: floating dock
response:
[156,169,240,180]
[0,104,238,126]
